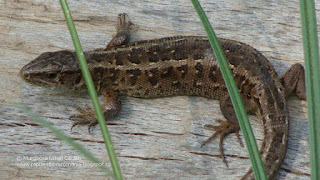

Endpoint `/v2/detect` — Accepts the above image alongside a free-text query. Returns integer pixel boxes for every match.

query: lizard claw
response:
[201,120,241,167]
[69,105,98,133]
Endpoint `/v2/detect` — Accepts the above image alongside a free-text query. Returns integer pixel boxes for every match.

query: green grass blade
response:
[190,0,267,179]
[299,1,320,180]
[59,1,122,179]
[16,104,112,176]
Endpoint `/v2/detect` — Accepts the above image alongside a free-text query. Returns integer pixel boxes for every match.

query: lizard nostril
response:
[19,66,29,80]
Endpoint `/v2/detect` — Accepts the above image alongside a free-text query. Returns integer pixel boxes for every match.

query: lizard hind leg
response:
[281,63,306,100]
[202,97,243,167]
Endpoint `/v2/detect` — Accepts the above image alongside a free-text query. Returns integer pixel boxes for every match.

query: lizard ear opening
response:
[73,75,84,90]
[74,76,81,85]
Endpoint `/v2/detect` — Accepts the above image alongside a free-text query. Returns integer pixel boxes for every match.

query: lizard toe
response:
[88,120,99,133]
[202,120,241,166]
[69,105,97,132]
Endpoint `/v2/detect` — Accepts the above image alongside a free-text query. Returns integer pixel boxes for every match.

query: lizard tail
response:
[242,85,289,180]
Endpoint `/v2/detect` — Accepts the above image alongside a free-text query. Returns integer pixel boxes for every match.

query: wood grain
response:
[0,0,313,179]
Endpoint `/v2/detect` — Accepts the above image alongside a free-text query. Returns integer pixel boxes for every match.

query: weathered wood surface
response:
[0,0,314,179]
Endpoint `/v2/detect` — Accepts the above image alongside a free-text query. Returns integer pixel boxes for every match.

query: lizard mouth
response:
[19,64,32,81]
[20,64,59,85]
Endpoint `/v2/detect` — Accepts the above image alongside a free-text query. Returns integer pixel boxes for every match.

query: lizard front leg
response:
[105,13,133,50]
[70,88,121,132]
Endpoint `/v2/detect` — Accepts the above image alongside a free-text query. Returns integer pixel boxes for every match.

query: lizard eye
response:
[47,73,57,79]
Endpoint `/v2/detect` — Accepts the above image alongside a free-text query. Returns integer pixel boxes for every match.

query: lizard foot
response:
[69,105,97,133]
[201,120,242,167]
[106,13,134,49]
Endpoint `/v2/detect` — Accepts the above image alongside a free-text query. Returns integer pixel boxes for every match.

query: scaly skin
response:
[20,13,306,179]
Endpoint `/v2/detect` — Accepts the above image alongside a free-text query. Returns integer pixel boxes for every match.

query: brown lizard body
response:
[20,14,306,179]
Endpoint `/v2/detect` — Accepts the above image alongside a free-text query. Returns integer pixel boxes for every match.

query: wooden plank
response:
[0,0,312,179]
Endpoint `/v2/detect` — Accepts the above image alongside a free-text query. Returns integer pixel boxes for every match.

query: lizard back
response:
[87,37,282,100]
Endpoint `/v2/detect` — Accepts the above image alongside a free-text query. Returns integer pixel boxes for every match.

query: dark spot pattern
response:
[177,65,188,78]
[172,49,188,60]
[115,51,128,65]
[160,66,173,78]
[146,68,159,86]
[209,66,218,82]
[116,58,124,65]
[195,62,204,78]
[228,58,241,67]
[108,68,120,82]
[193,53,204,60]
[127,53,141,64]
[161,55,170,61]
[92,67,104,81]
[148,56,159,62]
[126,69,141,86]
[147,45,160,62]
[90,53,104,63]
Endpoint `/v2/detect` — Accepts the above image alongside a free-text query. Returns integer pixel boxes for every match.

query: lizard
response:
[20,13,306,179]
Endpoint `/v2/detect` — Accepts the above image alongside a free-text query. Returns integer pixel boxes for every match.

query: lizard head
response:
[20,50,83,88]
